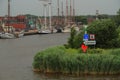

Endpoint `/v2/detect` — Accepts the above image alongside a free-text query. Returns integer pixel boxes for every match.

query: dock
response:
[24,30,38,35]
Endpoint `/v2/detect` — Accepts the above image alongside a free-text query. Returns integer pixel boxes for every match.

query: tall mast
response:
[70,0,72,18]
[8,0,10,18]
[61,1,64,17]
[48,0,52,32]
[8,0,10,32]
[57,0,59,17]
[43,4,47,29]
[66,0,68,25]
[57,0,60,25]
[73,0,75,22]
[39,0,50,29]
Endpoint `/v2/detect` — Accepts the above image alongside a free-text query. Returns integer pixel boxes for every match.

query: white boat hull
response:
[38,29,57,34]
[0,33,15,39]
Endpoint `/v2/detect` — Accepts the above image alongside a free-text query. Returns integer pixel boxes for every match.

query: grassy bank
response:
[33,46,120,75]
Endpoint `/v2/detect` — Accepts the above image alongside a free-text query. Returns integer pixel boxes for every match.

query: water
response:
[0,33,119,80]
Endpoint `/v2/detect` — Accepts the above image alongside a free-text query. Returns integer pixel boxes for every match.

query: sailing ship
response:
[0,0,24,39]
[0,21,24,39]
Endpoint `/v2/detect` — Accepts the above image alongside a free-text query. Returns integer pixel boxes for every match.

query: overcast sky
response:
[0,0,120,16]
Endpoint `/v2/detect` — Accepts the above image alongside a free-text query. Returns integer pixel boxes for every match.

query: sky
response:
[0,0,120,16]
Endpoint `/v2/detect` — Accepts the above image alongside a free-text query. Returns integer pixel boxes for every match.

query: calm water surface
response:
[0,33,119,80]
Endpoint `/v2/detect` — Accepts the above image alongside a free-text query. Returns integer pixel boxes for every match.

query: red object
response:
[81,44,88,53]
[11,23,26,29]
[5,23,26,29]
[17,15,26,19]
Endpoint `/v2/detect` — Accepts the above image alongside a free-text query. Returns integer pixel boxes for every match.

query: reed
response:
[33,46,120,75]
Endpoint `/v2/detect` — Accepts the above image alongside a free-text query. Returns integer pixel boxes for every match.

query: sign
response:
[90,34,95,40]
[83,34,89,41]
[84,40,96,45]
[81,44,88,53]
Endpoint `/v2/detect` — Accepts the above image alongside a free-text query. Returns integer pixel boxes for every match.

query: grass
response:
[33,46,120,75]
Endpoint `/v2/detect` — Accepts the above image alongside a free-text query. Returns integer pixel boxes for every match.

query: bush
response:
[33,47,120,75]
[65,48,79,54]
[33,46,65,71]
[65,27,84,49]
[87,19,119,48]
[110,49,120,56]
[87,48,104,54]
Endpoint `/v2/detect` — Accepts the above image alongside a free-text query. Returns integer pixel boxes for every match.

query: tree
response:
[87,19,119,48]
[113,9,120,27]
[75,16,87,24]
[67,27,77,48]
[65,27,84,49]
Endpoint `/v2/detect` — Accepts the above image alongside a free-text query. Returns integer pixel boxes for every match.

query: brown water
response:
[0,33,119,80]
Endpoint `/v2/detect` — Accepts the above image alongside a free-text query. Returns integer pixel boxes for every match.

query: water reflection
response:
[33,72,120,80]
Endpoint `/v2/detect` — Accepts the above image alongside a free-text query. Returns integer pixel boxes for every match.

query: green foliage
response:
[75,16,87,24]
[87,48,104,54]
[67,27,77,48]
[87,19,119,48]
[66,18,120,49]
[110,49,120,56]
[98,14,110,19]
[65,48,79,54]
[33,46,65,71]
[33,47,120,75]
[113,9,120,27]
[65,27,84,49]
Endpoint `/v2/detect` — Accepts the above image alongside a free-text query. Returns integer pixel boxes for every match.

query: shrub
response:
[110,49,120,56]
[65,27,84,49]
[87,19,119,48]
[33,46,65,71]
[33,47,120,75]
[87,48,104,54]
[65,48,79,54]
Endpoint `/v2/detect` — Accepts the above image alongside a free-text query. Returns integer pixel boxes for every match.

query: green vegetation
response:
[64,27,83,49]
[65,19,120,49]
[87,19,120,48]
[113,9,120,27]
[33,46,120,75]
[33,9,120,76]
